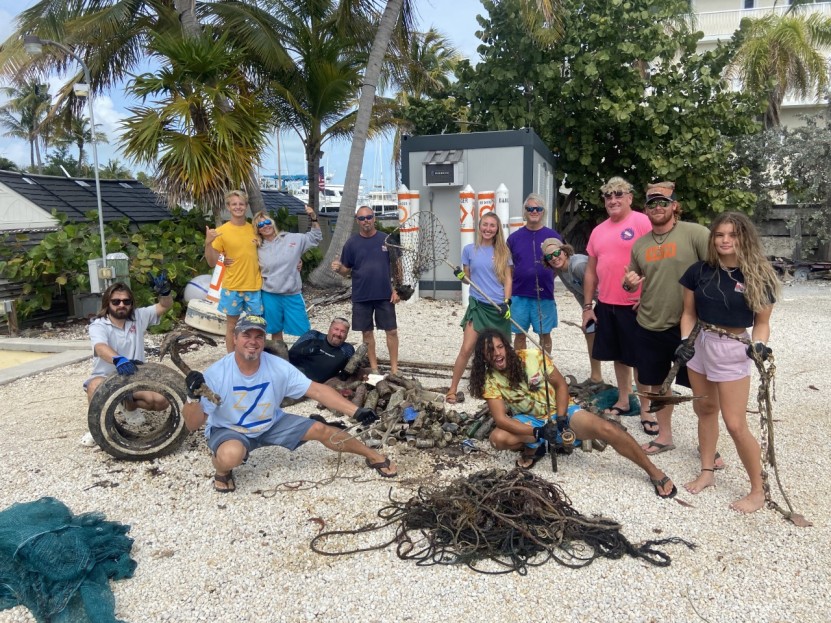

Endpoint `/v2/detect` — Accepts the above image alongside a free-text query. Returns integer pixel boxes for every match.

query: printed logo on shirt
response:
[645,243,677,262]
[734,281,746,293]
[128,325,137,334]
[620,228,635,241]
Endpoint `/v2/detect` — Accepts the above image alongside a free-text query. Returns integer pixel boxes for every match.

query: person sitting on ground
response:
[468,328,677,499]
[82,276,173,447]
[541,237,603,387]
[183,314,397,493]
[288,316,362,383]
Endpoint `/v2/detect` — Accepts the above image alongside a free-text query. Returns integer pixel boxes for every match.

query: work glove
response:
[532,426,547,442]
[747,341,772,362]
[185,370,206,399]
[498,300,511,320]
[148,269,173,296]
[112,356,140,376]
[673,338,695,365]
[353,407,379,426]
[453,266,466,281]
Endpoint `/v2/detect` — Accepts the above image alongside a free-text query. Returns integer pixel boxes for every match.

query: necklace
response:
[651,220,677,247]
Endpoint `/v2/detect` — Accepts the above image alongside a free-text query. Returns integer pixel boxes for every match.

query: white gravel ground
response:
[1,280,829,623]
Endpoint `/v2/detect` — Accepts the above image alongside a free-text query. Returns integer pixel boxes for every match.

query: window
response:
[744,0,754,8]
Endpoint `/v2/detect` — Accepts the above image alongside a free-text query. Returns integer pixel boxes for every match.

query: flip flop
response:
[515,444,547,470]
[604,405,637,417]
[640,419,660,436]
[366,456,398,478]
[650,475,678,499]
[214,470,236,493]
[697,446,726,470]
[643,440,676,455]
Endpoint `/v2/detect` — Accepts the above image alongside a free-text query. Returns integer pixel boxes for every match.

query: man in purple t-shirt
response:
[507,193,562,354]
[331,206,400,374]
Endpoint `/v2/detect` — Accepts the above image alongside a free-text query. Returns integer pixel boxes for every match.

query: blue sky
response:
[0,0,486,188]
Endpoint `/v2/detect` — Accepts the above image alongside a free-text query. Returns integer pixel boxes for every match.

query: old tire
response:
[793,266,810,282]
[88,362,189,461]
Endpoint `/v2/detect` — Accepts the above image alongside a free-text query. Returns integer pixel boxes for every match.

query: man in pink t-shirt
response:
[581,177,651,415]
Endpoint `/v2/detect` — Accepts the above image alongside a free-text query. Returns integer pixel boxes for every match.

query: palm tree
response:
[730,9,831,129]
[53,113,108,172]
[310,0,564,287]
[120,30,271,221]
[0,80,52,171]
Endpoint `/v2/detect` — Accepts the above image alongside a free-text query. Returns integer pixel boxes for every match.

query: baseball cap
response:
[645,181,676,204]
[541,238,564,255]
[234,314,267,334]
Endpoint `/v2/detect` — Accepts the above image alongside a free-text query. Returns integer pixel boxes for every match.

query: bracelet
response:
[186,396,199,404]
[622,282,632,292]
[582,304,593,310]
[310,218,318,222]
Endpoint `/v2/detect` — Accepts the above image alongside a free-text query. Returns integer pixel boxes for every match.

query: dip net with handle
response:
[384,211,450,301]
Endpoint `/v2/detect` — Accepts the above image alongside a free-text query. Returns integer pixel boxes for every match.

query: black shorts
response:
[591,302,640,367]
[633,323,682,386]
[352,300,397,331]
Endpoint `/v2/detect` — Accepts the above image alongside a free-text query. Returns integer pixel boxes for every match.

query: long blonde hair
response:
[707,212,780,312]
[476,212,511,285]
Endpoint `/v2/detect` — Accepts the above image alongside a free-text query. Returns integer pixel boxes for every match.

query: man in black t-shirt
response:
[288,317,357,382]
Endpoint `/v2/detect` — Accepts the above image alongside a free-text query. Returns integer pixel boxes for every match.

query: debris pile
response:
[319,373,493,449]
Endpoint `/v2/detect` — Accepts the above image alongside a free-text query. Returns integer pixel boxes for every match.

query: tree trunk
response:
[309,0,404,288]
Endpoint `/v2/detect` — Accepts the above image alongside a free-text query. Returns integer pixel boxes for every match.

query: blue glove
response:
[112,356,139,375]
[148,269,172,296]
[354,407,379,425]
[453,266,466,281]
[747,341,772,362]
[498,300,511,320]
[673,339,695,365]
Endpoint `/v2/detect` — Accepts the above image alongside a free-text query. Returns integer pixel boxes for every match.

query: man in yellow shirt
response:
[205,190,263,351]
[468,328,677,498]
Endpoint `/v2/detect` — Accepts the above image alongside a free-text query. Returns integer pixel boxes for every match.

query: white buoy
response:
[206,254,226,303]
[460,184,475,304]
[509,216,525,236]
[397,185,420,302]
[496,183,510,240]
[184,274,212,302]
[477,189,495,222]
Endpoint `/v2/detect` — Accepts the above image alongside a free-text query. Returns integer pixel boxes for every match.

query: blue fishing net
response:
[589,387,641,416]
[0,497,136,623]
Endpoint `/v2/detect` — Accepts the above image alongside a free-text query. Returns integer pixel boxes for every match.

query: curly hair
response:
[706,212,780,312]
[469,329,526,398]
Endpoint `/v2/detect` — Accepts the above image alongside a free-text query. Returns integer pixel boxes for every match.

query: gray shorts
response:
[207,413,314,458]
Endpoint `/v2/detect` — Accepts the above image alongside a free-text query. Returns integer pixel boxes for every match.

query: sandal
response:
[515,445,547,470]
[214,470,236,493]
[366,456,398,478]
[650,475,678,499]
[640,419,659,436]
[643,440,676,455]
[604,405,637,417]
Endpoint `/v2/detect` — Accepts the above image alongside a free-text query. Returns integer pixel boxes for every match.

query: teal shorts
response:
[217,288,263,316]
[514,403,581,448]
[510,296,558,334]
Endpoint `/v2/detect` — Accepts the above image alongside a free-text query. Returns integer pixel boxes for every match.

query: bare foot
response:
[683,470,715,494]
[730,491,765,514]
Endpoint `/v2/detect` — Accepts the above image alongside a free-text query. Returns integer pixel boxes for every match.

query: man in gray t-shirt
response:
[82,278,173,446]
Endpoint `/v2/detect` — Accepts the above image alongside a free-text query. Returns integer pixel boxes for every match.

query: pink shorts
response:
[686,329,751,382]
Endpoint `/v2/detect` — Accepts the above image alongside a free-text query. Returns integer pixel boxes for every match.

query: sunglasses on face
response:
[110,298,132,306]
[525,206,544,213]
[602,190,627,199]
[646,200,672,209]
[356,215,375,222]
[543,250,562,261]
[256,219,273,229]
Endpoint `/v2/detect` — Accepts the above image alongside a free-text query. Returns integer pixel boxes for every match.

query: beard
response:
[109,306,130,320]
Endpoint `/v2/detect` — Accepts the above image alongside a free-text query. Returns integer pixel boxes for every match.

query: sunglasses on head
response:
[646,200,672,209]
[356,214,375,222]
[525,206,544,213]
[602,190,627,199]
[543,250,562,261]
[111,298,132,306]
[256,219,273,229]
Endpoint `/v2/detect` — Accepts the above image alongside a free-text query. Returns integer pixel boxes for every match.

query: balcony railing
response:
[697,3,831,40]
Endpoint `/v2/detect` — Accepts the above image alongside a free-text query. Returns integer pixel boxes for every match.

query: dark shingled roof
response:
[0,169,171,225]
[261,189,306,215]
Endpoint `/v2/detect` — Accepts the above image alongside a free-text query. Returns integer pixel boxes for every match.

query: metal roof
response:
[0,170,171,225]
[261,189,306,215]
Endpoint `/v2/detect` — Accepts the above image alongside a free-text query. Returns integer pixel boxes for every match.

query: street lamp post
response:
[23,34,108,276]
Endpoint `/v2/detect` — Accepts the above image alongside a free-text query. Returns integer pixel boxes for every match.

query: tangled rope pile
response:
[311,468,695,574]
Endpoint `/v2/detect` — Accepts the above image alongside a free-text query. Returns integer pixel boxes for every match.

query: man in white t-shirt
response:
[183,314,398,492]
